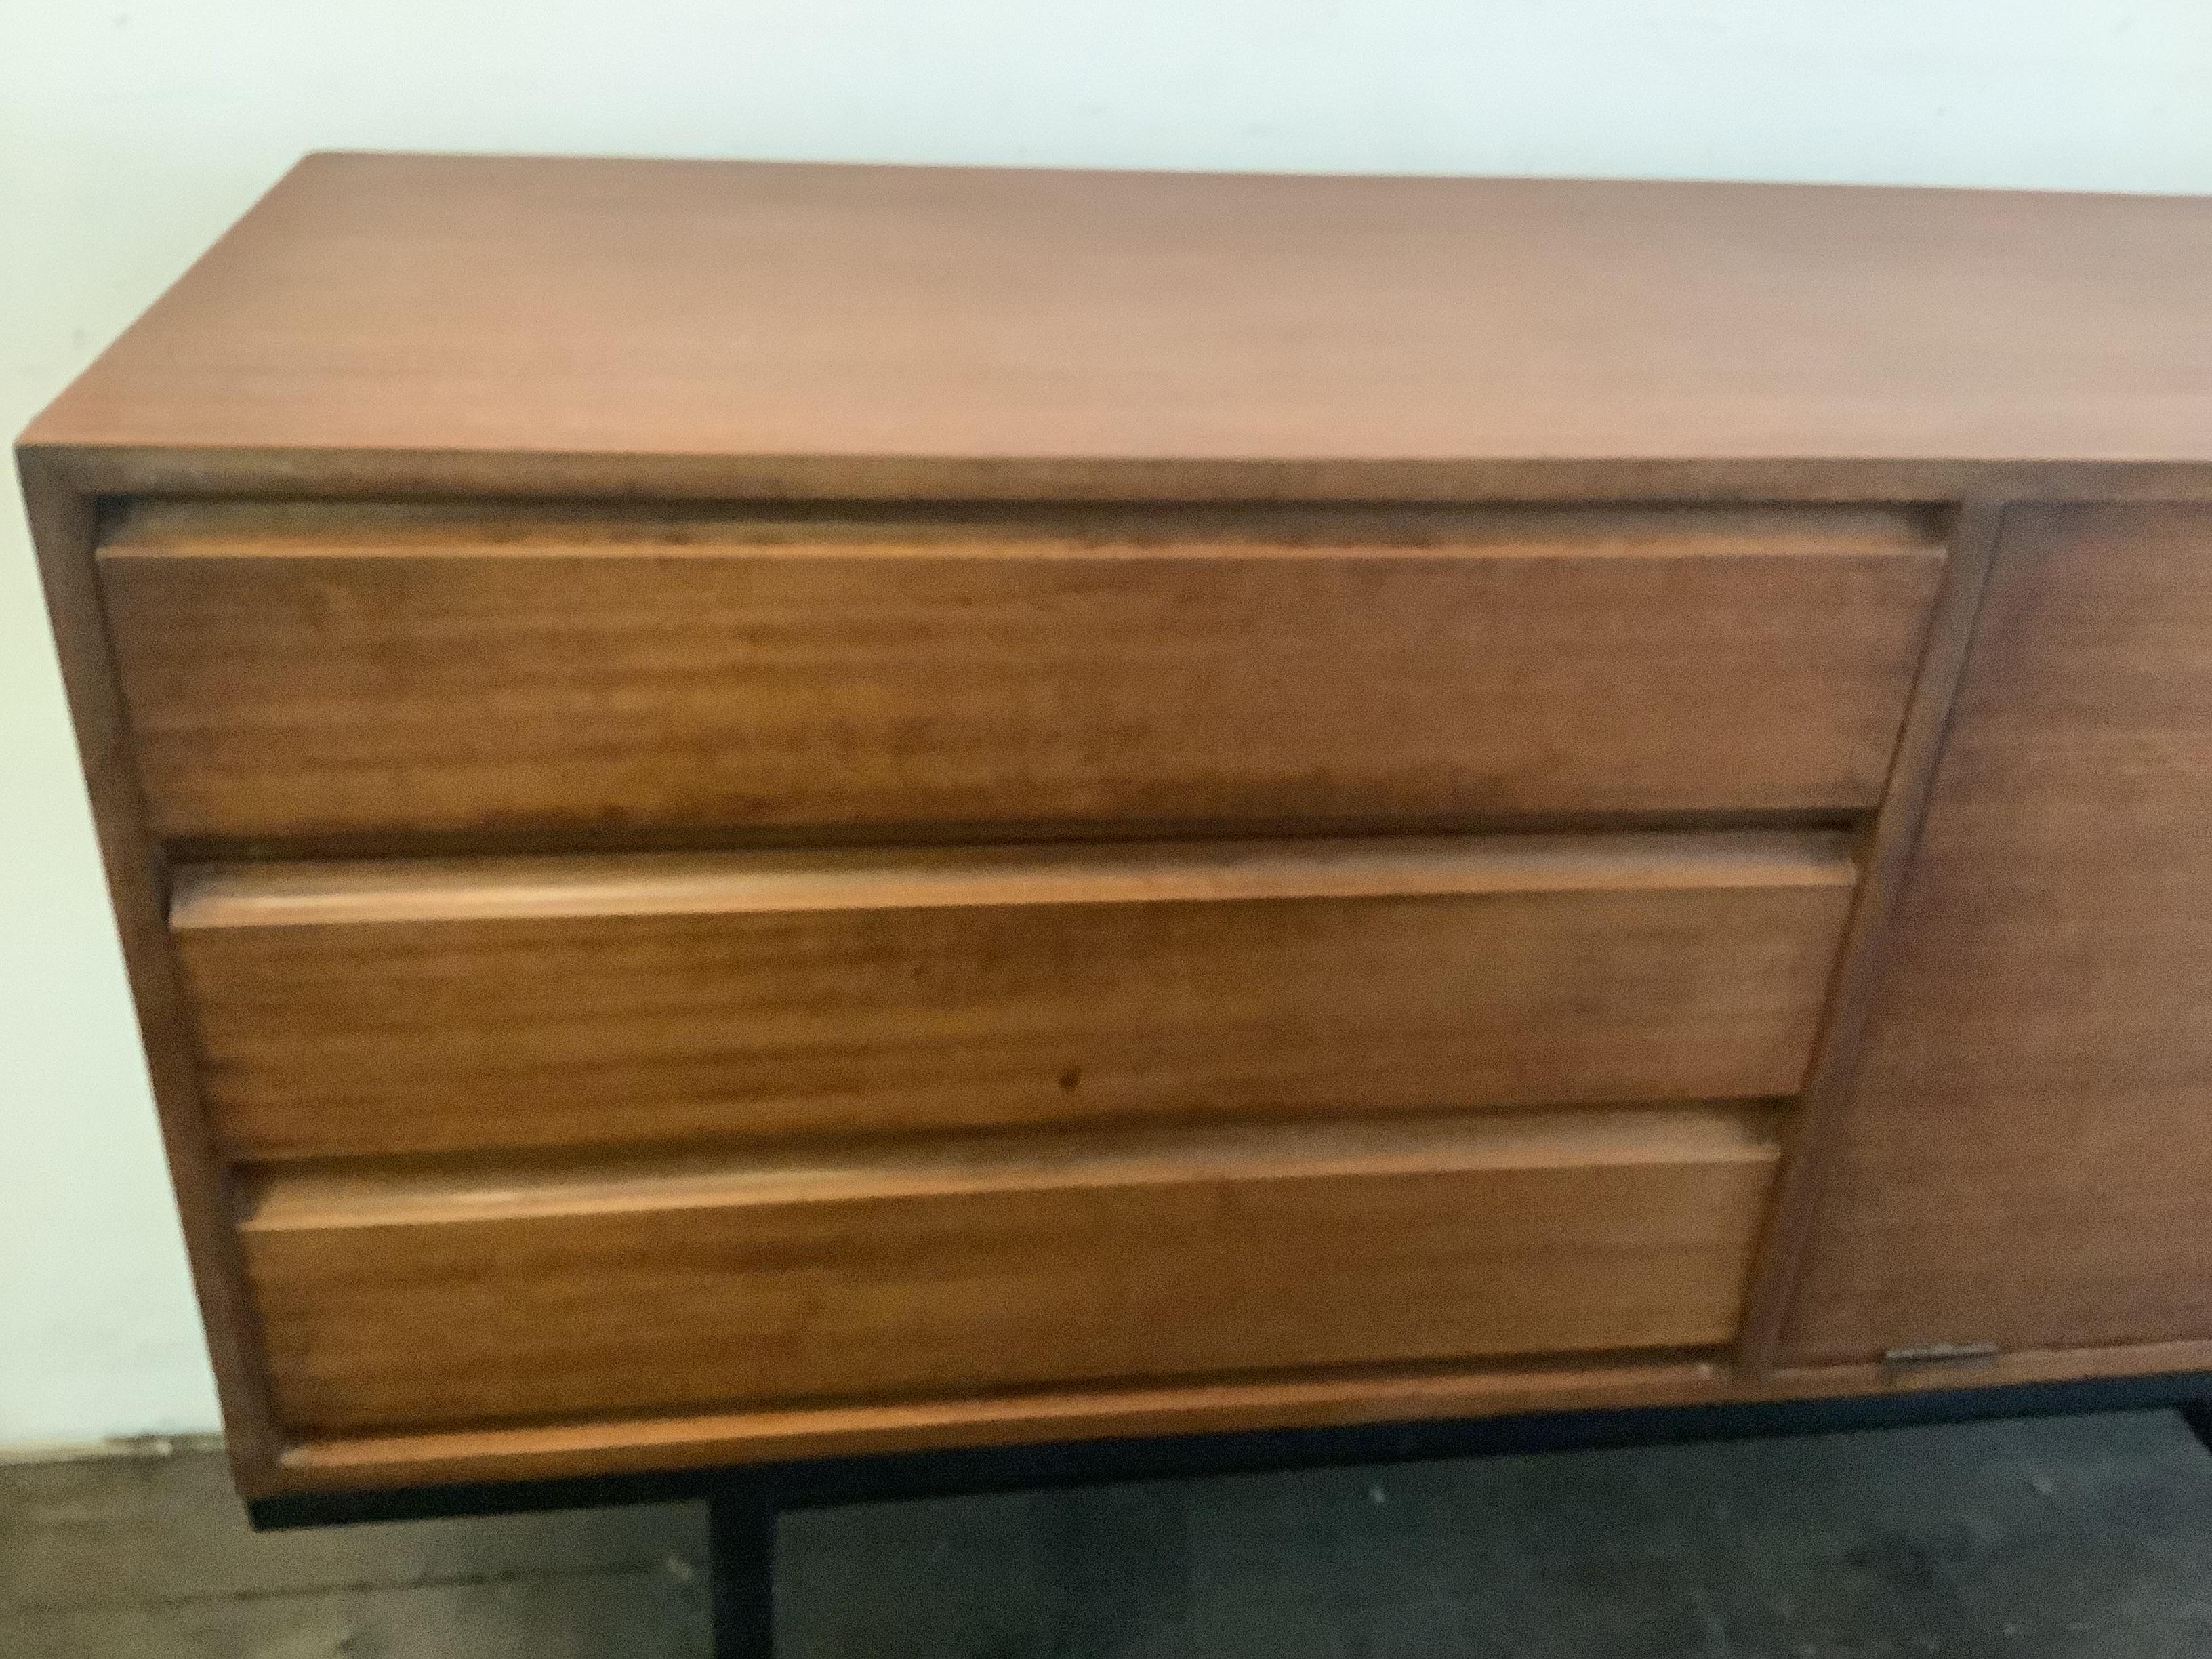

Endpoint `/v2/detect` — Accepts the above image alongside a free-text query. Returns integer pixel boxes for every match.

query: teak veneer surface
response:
[100,501,1942,842]
[23,155,2212,501]
[173,831,1853,1160]
[239,1105,1782,1433]
[22,154,2212,1498]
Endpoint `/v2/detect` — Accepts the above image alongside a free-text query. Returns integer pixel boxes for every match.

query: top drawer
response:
[100,502,1945,844]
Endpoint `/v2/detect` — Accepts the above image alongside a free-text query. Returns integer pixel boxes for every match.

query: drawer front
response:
[175,831,1856,1160]
[239,1105,1782,1433]
[103,502,1945,842]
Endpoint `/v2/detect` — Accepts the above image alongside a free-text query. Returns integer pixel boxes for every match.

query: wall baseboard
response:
[0,1431,224,1467]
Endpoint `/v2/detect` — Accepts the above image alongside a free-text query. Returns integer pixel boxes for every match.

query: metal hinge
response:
[1881,1340,2002,1368]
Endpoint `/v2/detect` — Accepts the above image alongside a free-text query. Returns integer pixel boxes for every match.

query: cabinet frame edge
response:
[16,450,287,1492]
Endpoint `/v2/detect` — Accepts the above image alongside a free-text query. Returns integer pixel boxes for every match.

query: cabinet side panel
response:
[1784,504,2212,1360]
[15,457,283,1486]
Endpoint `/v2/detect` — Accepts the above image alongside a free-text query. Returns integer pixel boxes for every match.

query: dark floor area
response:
[5,1411,2212,1656]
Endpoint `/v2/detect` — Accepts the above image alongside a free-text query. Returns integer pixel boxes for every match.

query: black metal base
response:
[250,1369,2212,1658]
[2181,1401,2212,1458]
[707,1479,777,1658]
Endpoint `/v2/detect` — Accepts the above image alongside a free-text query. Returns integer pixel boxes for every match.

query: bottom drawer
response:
[240,1106,1782,1435]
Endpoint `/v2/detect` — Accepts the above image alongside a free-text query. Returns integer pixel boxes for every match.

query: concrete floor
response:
[5,1412,2212,1656]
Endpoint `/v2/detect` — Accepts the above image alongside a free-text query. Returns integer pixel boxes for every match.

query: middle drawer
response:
[175,831,1856,1160]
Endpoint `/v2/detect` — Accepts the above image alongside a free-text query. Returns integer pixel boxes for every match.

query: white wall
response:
[5,0,2211,1448]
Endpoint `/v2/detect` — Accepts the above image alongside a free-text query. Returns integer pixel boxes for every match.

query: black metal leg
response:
[708,1479,778,1658]
[2179,1404,2212,1458]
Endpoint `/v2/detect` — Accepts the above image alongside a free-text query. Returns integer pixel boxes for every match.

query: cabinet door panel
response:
[1786,505,2212,1361]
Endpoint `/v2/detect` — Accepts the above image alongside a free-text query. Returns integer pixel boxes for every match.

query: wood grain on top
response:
[22,153,2212,500]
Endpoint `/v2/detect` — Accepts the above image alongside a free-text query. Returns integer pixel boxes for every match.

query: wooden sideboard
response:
[20,155,2212,1506]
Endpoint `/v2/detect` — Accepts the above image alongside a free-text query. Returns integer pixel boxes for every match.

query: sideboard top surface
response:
[21,152,2212,500]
